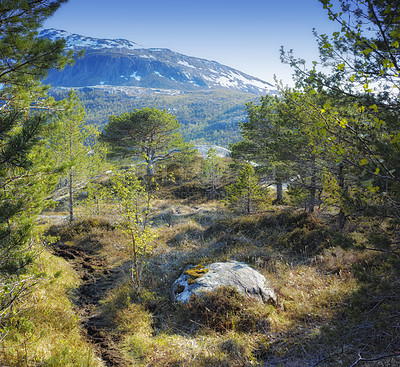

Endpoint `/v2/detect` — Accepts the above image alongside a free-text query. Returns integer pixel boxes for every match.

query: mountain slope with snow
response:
[40,29,277,95]
[40,28,143,51]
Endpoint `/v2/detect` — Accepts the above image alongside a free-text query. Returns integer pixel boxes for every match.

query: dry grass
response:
[93,203,379,366]
[270,262,358,330]
[1,249,102,367]
[9,181,399,366]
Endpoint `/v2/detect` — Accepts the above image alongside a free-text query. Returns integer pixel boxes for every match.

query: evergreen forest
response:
[50,87,260,147]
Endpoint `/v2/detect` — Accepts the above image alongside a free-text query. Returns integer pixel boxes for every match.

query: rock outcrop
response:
[171,261,276,305]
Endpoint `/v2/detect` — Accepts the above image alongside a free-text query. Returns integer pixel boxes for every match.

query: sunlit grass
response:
[9,177,398,366]
[1,249,102,366]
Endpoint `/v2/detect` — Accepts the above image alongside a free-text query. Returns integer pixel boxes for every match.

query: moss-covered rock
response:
[171,261,276,305]
[184,264,209,285]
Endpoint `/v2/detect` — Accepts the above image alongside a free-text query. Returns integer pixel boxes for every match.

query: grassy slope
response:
[0,248,102,366]
[3,172,400,366]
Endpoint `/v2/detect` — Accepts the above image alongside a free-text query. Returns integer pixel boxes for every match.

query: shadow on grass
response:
[145,210,400,366]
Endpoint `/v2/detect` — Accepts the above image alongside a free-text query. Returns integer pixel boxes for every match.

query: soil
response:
[51,241,130,367]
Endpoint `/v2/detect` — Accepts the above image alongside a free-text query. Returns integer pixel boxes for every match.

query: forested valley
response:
[1,1,400,366]
[49,87,260,147]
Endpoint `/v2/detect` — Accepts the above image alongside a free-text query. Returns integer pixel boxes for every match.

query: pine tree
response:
[0,0,72,333]
[48,90,107,223]
[225,164,268,214]
[100,107,191,176]
[231,94,324,212]
[280,0,400,219]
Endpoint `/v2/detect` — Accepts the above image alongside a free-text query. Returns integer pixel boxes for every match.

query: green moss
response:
[184,264,209,285]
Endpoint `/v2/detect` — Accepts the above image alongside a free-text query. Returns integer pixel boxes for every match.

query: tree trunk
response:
[131,231,140,292]
[308,157,316,213]
[69,171,74,223]
[246,181,251,214]
[338,163,346,230]
[146,162,154,176]
[146,150,156,176]
[208,173,218,200]
[276,178,283,203]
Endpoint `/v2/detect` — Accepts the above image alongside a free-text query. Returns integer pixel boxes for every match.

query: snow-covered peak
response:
[41,28,277,95]
[39,28,143,51]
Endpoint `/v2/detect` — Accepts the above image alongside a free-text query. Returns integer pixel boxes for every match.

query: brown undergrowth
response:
[3,188,399,366]
[79,198,395,366]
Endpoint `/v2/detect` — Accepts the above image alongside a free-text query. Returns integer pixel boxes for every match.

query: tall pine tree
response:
[0,0,72,332]
[48,90,107,223]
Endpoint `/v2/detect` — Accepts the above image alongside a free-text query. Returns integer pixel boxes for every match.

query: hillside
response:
[50,86,260,146]
[3,164,399,367]
[40,29,279,146]
[40,29,277,96]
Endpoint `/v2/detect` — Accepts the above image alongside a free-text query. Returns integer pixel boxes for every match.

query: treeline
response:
[229,0,400,230]
[49,87,260,146]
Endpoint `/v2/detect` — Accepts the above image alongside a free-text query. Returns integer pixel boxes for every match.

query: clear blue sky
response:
[43,0,338,86]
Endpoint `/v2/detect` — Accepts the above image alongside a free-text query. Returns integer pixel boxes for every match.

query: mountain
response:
[40,29,276,95]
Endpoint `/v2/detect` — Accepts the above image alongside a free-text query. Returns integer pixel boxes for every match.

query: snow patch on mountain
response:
[178,60,196,69]
[130,72,141,81]
[39,28,143,50]
[40,28,277,95]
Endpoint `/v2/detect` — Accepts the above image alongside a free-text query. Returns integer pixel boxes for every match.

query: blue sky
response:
[43,0,338,86]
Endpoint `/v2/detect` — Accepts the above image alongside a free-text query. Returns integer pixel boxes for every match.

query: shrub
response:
[282,227,353,256]
[224,164,269,214]
[50,218,114,242]
[182,286,272,333]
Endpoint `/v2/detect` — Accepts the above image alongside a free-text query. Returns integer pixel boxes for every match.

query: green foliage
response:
[231,94,323,209]
[80,180,111,217]
[109,169,157,291]
[162,149,201,184]
[203,148,224,199]
[280,0,400,219]
[0,0,73,336]
[1,249,99,366]
[101,107,192,176]
[225,164,269,214]
[286,185,309,208]
[48,90,108,222]
[51,88,259,146]
[0,1,73,93]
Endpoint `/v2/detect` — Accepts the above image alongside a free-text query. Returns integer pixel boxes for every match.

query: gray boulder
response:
[171,260,276,305]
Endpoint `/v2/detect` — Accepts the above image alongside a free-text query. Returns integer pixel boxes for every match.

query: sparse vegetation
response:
[2,1,400,366]
[7,164,395,366]
[0,249,100,366]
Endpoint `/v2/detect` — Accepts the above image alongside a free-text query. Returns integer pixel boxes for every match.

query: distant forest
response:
[50,87,261,147]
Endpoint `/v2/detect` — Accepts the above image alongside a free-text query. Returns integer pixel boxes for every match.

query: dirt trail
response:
[51,242,130,367]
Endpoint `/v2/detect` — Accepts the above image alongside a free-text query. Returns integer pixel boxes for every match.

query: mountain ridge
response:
[40,29,277,95]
